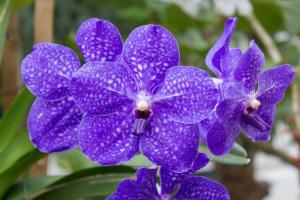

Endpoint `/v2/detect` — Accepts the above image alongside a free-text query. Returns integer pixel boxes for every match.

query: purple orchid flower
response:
[69,23,219,172]
[108,153,230,200]
[199,18,295,156]
[21,19,123,153]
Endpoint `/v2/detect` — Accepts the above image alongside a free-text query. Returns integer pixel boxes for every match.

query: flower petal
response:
[220,48,243,80]
[75,18,123,62]
[21,43,81,100]
[139,110,199,173]
[123,24,179,93]
[155,66,219,124]
[257,64,295,105]
[136,168,160,196]
[28,97,82,153]
[108,168,159,200]
[239,104,275,142]
[107,180,156,200]
[78,111,139,165]
[205,18,237,77]
[172,176,230,200]
[233,40,265,93]
[160,153,209,196]
[70,61,135,115]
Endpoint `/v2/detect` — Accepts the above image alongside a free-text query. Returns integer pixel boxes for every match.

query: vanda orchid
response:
[20,16,294,200]
[70,20,219,173]
[199,18,295,155]
[21,19,123,153]
[108,153,230,200]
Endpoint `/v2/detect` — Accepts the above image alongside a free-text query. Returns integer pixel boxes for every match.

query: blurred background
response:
[0,0,300,199]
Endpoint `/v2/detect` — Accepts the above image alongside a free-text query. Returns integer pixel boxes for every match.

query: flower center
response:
[244,98,261,115]
[137,100,149,111]
[135,92,152,119]
[132,92,152,135]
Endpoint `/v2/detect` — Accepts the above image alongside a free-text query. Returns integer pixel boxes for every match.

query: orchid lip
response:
[243,98,261,115]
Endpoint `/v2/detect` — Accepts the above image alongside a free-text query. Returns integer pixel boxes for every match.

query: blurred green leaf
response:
[4,176,61,200]
[55,148,96,172]
[278,0,300,34]
[13,0,33,9]
[0,130,35,174]
[5,166,135,200]
[123,153,152,167]
[0,150,45,198]
[0,88,35,154]
[32,174,131,200]
[200,143,250,165]
[0,0,13,64]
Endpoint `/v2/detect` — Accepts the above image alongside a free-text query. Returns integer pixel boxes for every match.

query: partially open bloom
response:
[21,19,123,153]
[70,23,219,172]
[200,18,295,155]
[108,153,229,200]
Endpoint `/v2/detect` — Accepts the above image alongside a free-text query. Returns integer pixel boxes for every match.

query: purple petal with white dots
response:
[78,111,139,165]
[234,41,265,93]
[136,168,160,197]
[21,43,81,100]
[160,153,209,196]
[220,48,243,80]
[205,18,237,77]
[155,66,219,124]
[28,97,82,153]
[172,176,230,200]
[257,64,295,105]
[70,61,135,115]
[123,24,179,93]
[139,110,199,173]
[107,180,156,200]
[75,18,123,62]
[239,104,275,142]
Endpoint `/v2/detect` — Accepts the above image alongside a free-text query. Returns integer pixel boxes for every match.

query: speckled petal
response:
[155,66,219,124]
[123,24,179,93]
[239,104,275,142]
[172,176,230,200]
[160,153,209,196]
[28,97,82,153]
[205,18,237,77]
[140,110,199,173]
[107,180,156,200]
[21,43,81,100]
[78,111,139,165]
[257,64,295,105]
[70,61,135,115]
[136,168,160,197]
[75,18,123,62]
[220,48,243,80]
[234,41,264,93]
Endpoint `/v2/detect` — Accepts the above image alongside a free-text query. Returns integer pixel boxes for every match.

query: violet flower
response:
[21,19,123,153]
[199,18,295,155]
[69,24,219,172]
[108,153,229,200]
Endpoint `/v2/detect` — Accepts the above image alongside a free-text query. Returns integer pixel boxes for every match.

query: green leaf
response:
[200,143,250,165]
[5,166,135,200]
[32,174,131,200]
[13,0,33,10]
[4,176,62,200]
[0,150,46,198]
[278,0,300,34]
[0,0,13,64]
[0,88,35,154]
[0,130,35,174]
[123,153,153,167]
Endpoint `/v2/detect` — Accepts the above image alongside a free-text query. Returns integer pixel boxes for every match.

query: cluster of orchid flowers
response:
[21,17,294,200]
